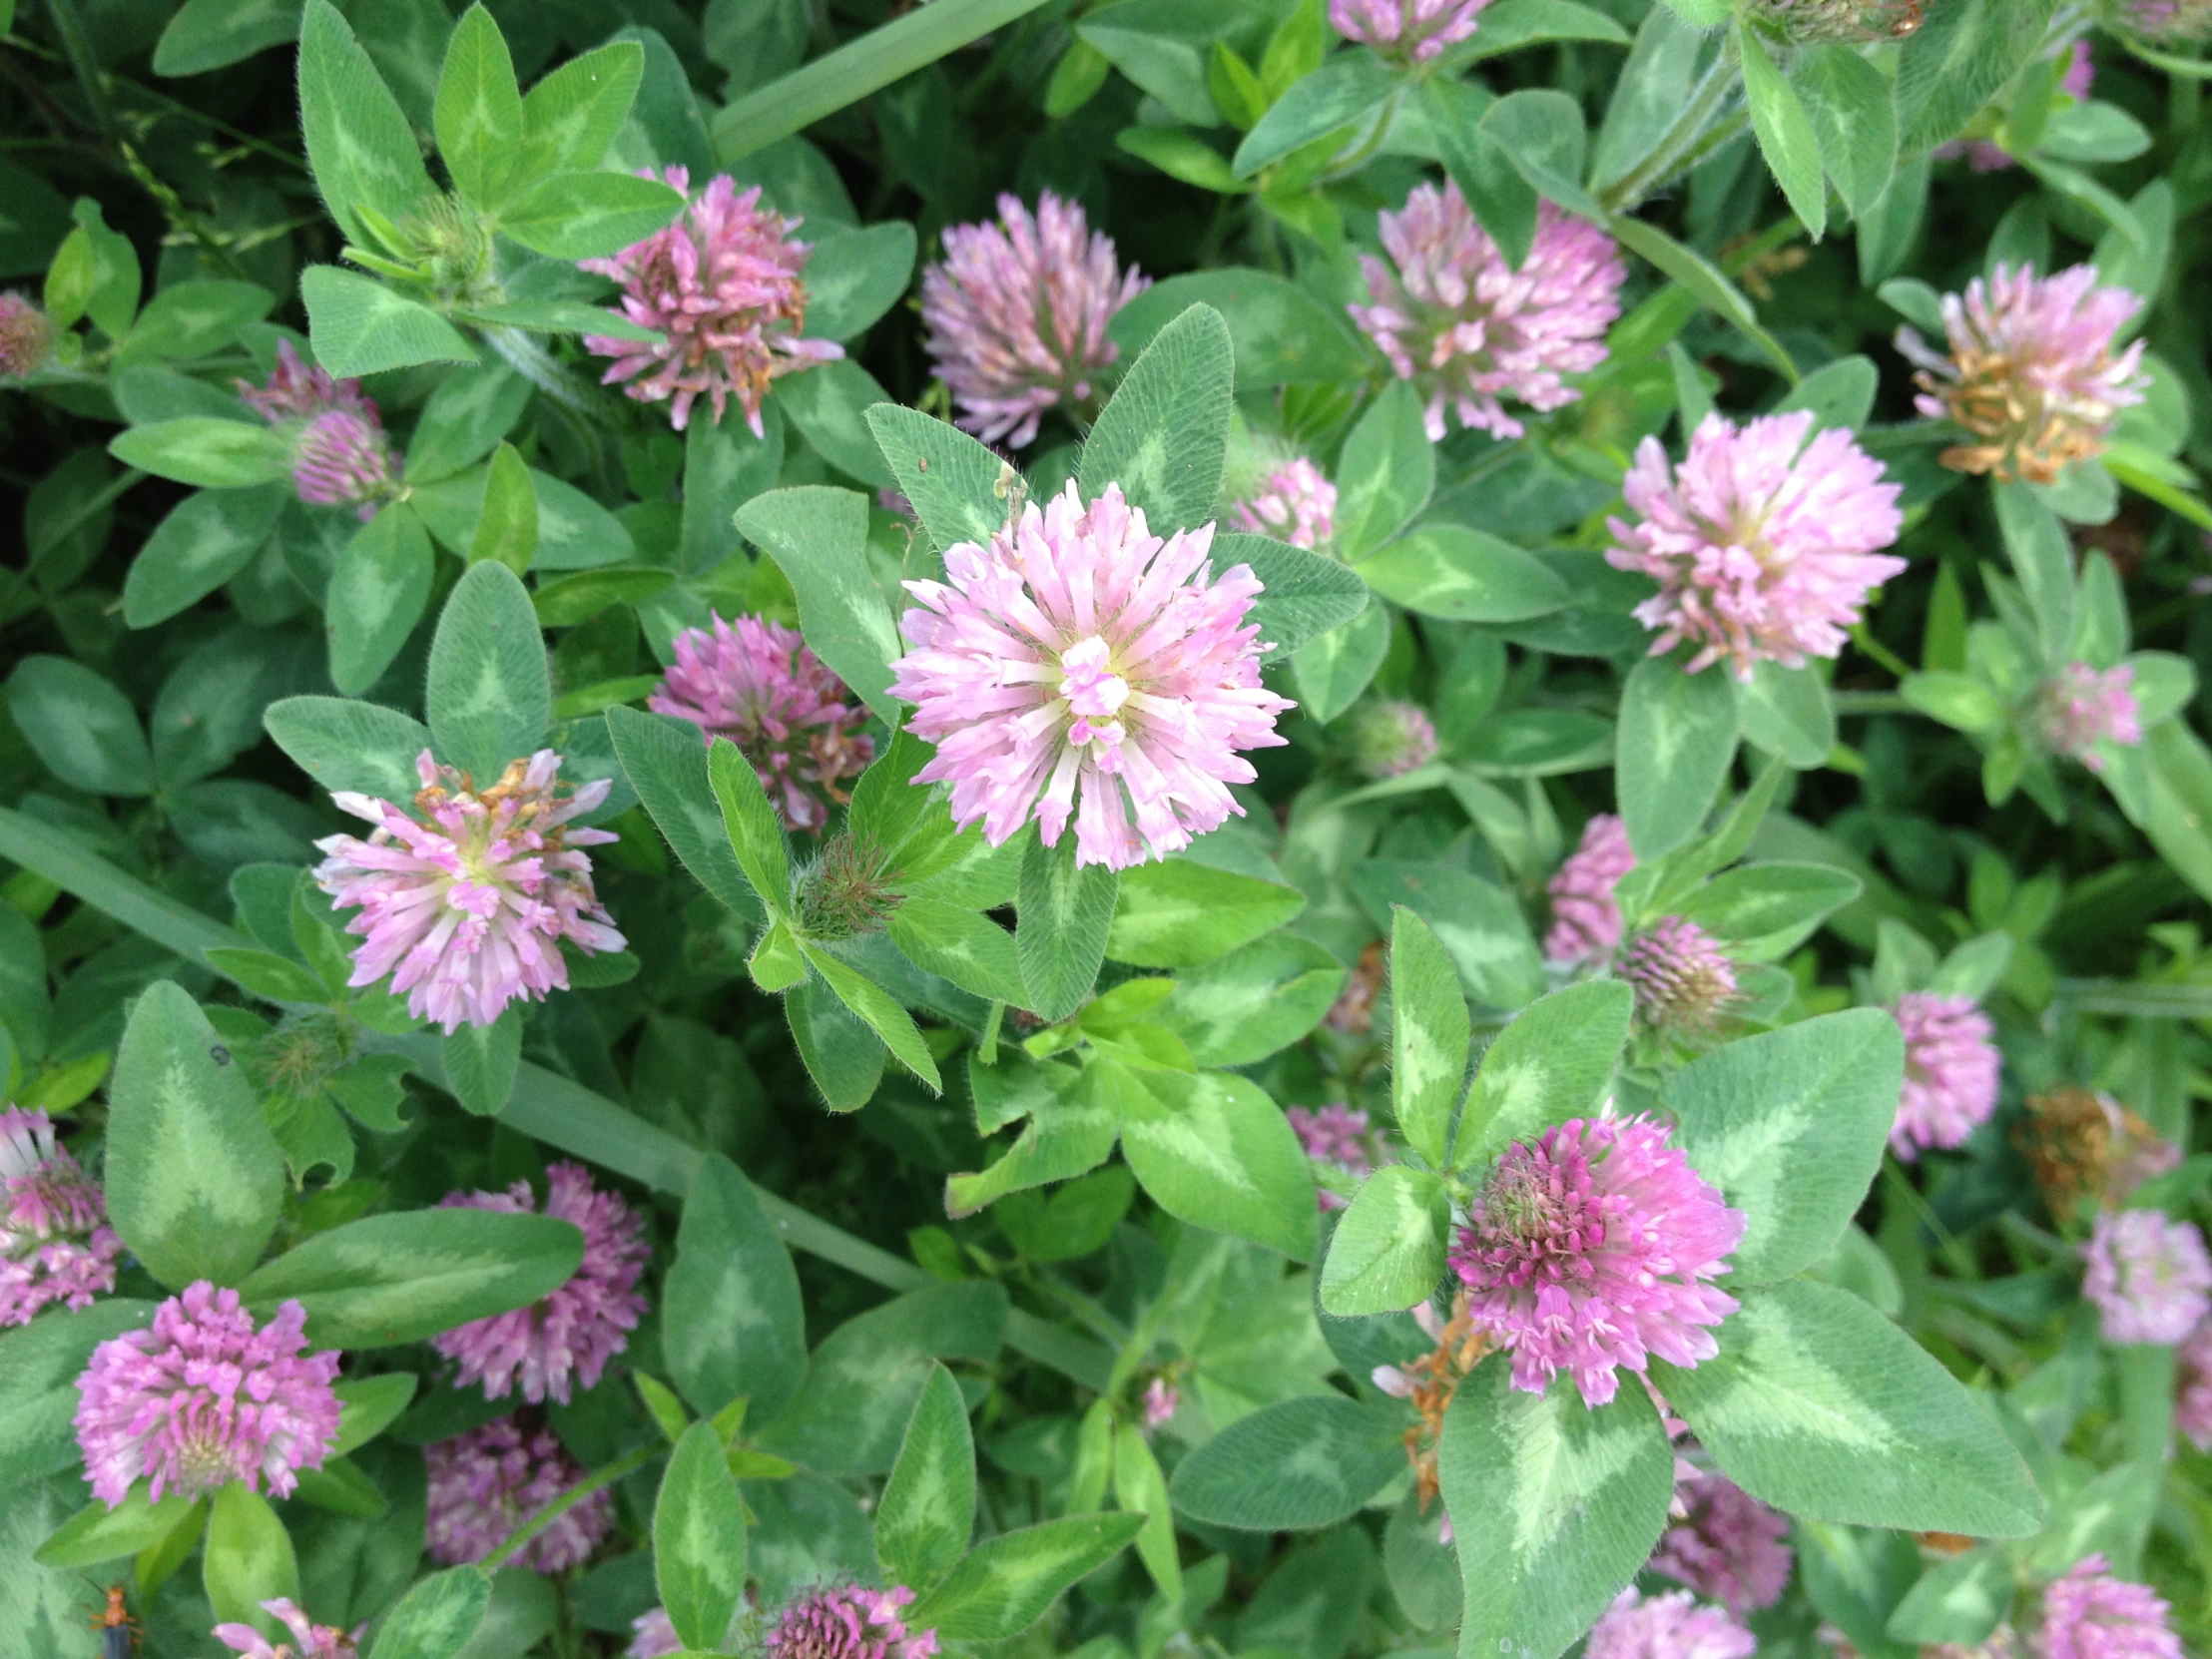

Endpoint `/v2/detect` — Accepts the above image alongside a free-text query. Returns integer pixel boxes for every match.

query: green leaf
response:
[403,360,533,484]
[1106,857,1304,968]
[1215,530,1369,657]
[466,442,538,575]
[6,656,154,798]
[945,1058,1119,1215]
[656,1421,749,1652]
[442,1009,522,1115]
[1992,480,2075,662]
[736,486,901,721]
[297,0,436,247]
[1107,268,1369,388]
[905,1512,1147,1642]
[330,1373,419,1455]
[1293,604,1391,724]
[1354,526,1569,623]
[114,279,275,367]
[799,942,942,1093]
[1078,302,1234,534]
[238,1207,584,1348]
[1115,1066,1317,1260]
[327,503,436,696]
[1737,22,1826,240]
[608,706,763,919]
[426,560,551,782]
[1458,980,1633,1168]
[517,41,645,181]
[1333,380,1433,559]
[888,900,1025,1005]
[531,566,674,627]
[434,5,523,209]
[1674,861,1862,960]
[110,418,293,489]
[1017,834,1117,1021]
[1791,45,1897,223]
[1351,861,1543,1009]
[1737,660,1837,770]
[864,402,1013,553]
[1437,1362,1674,1659]
[366,1567,492,1659]
[1607,216,1796,383]
[498,171,685,261]
[876,1363,975,1591]
[1318,1165,1451,1316]
[1231,55,1397,176]
[155,0,307,77]
[1663,1008,1903,1284]
[706,736,791,916]
[123,484,287,629]
[1113,1419,1181,1599]
[1389,906,1468,1170]
[1616,653,1739,859]
[806,222,918,341]
[265,695,430,802]
[203,946,331,1004]
[1886,1547,2013,1649]
[1895,0,2051,153]
[300,266,479,378]
[1460,0,1630,56]
[106,980,284,1288]
[1428,78,1536,268]
[204,1484,299,1634]
[1166,1391,1406,1530]
[0,1301,155,1485]
[1658,1280,2043,1537]
[846,732,964,884]
[788,972,887,1110]
[1158,933,1346,1068]
[1481,90,1602,219]
[663,1153,808,1420]
[36,1488,200,1567]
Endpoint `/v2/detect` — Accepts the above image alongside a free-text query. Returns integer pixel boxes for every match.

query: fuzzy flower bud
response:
[1,1105,123,1326]
[1450,1114,1744,1405]
[650,613,876,832]
[921,192,1149,448]
[214,1599,362,1659]
[0,291,56,377]
[1351,187,1624,442]
[1624,918,1739,1035]
[1545,814,1635,965]
[1351,700,1439,779]
[1896,265,2148,484]
[797,834,902,939]
[424,1416,614,1573]
[1231,457,1338,549]
[2036,662,2142,773]
[1607,411,1905,682]
[1889,993,2002,1159]
[2083,1209,2212,1346]
[766,1584,939,1659]
[1586,1588,1757,1659]
[2033,1554,2182,1659]
[1329,0,1492,62]
[581,168,842,435]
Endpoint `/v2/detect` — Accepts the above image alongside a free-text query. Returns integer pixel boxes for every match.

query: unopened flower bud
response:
[1351,700,1438,779]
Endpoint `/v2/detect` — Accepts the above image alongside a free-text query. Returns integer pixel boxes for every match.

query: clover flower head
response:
[73,1282,340,1506]
[1890,992,2002,1158]
[1586,1588,1758,1659]
[1142,1377,1180,1428]
[1624,917,1740,1034]
[237,339,394,515]
[0,291,56,377]
[424,1416,614,1573]
[1352,700,1438,779]
[313,749,626,1033]
[920,192,1149,448]
[429,1162,650,1404]
[1650,1469,1794,1615]
[1231,457,1338,549]
[0,1105,122,1327]
[1606,411,1906,682]
[2037,662,2142,773]
[1287,1103,1376,1212]
[887,481,1293,870]
[2033,1554,2182,1659]
[2083,1208,2212,1346]
[1329,0,1493,63]
[581,168,842,435]
[766,1584,939,1659]
[213,1598,363,1659]
[627,1609,683,1659]
[1545,814,1636,965]
[1896,264,2148,484]
[1449,1114,1744,1405]
[650,613,876,831]
[2118,0,2212,42]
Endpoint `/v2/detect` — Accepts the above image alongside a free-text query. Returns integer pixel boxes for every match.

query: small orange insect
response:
[90,1584,139,1659]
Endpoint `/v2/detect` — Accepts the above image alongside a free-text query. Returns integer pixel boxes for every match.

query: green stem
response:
[1848,623,1915,682]
[480,1440,663,1571]
[0,807,1116,1391]
[1598,45,1739,214]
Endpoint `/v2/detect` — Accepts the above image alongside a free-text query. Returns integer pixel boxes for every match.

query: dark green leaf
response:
[1170,1394,1405,1528]
[1078,303,1234,534]
[426,560,551,781]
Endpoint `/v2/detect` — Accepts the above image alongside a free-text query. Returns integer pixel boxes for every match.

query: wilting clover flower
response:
[1890,992,2002,1159]
[1351,187,1624,442]
[238,339,394,515]
[1649,1469,1794,1616]
[424,1416,613,1573]
[1624,918,1739,1035]
[627,1610,683,1659]
[0,1105,123,1327]
[2177,1319,2212,1451]
[1607,411,1906,682]
[1351,700,1439,779]
[2033,1554,2183,1659]
[581,168,841,435]
[74,1282,341,1506]
[766,1584,939,1659]
[430,1162,649,1405]
[2036,662,2142,773]
[1327,941,1386,1035]
[1896,265,2148,484]
[2083,1209,2212,1346]
[1449,1115,1745,1405]
[920,192,1149,447]
[1545,814,1635,965]
[650,613,876,831]
[1287,1103,1376,1212]
[1329,0,1492,62]
[2117,0,2212,40]
[887,481,1294,871]
[313,749,626,1034]
[1586,1588,1758,1659]
[214,1598,363,1659]
[1231,457,1338,549]
[2019,1088,2181,1217]
[0,291,56,376]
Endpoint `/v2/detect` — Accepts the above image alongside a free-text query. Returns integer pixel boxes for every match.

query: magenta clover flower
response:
[1287,1103,1377,1212]
[429,1161,650,1405]
[2082,1207,2212,1346]
[766,1584,939,1659]
[2118,0,2212,42]
[237,339,394,517]
[424,1415,614,1573]
[886,481,1294,871]
[1449,1114,1745,1406]
[0,1105,123,1327]
[1329,0,1492,61]
[1889,992,2002,1159]
[1350,186,1624,443]
[74,1281,341,1507]
[2032,1554,2182,1659]
[1586,1588,1758,1659]
[1606,410,1906,683]
[1230,457,1338,550]
[1544,814,1635,966]
[1624,917,1740,1035]
[214,1598,363,1659]
[1649,1469,1794,1616]
[581,168,842,435]
[312,748,626,1034]
[626,1609,683,1659]
[920,191,1149,448]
